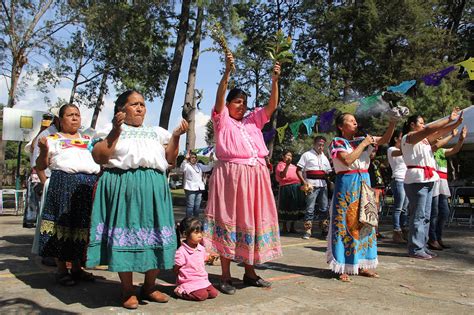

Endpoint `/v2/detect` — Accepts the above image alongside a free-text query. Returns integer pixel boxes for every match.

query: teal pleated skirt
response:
[86,168,177,272]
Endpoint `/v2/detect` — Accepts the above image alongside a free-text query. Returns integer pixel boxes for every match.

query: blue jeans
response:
[391,180,408,231]
[429,194,450,242]
[185,190,202,218]
[304,186,329,221]
[405,182,434,255]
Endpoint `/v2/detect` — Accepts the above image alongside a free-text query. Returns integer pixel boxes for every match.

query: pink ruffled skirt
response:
[203,161,282,265]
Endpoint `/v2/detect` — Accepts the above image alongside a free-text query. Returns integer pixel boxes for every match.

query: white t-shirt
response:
[330,137,374,174]
[401,135,439,184]
[97,124,171,172]
[47,133,100,174]
[181,160,214,191]
[387,146,407,181]
[297,149,332,187]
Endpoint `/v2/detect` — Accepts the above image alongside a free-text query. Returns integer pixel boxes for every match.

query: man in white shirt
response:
[181,151,214,217]
[297,136,333,239]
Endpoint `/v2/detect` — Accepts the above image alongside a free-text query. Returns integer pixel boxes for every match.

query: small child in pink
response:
[174,217,218,301]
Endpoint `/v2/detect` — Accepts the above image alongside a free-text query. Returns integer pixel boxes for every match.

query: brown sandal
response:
[122,292,138,309]
[140,287,169,303]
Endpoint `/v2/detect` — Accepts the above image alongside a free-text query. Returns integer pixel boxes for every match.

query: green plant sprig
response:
[267,29,294,67]
[208,21,235,73]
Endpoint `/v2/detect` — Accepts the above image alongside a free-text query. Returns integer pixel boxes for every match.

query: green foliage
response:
[267,30,294,66]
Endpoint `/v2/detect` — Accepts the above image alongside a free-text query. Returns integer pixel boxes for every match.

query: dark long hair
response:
[58,103,79,118]
[226,88,248,104]
[402,115,423,135]
[114,90,141,115]
[389,129,402,147]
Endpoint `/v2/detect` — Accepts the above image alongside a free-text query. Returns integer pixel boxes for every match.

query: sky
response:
[0,34,230,152]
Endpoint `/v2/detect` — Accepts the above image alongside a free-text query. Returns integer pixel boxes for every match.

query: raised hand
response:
[449,107,461,122]
[452,128,459,137]
[273,62,281,79]
[362,134,376,147]
[112,112,126,131]
[173,119,189,137]
[38,137,49,153]
[225,51,235,73]
[460,126,468,140]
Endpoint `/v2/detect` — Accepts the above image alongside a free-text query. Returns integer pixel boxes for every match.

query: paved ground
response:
[0,207,473,314]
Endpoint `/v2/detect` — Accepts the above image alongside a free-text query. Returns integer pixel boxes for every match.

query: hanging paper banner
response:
[202,146,214,155]
[263,128,276,143]
[339,102,358,114]
[359,94,382,110]
[289,120,304,138]
[457,57,474,80]
[422,66,456,86]
[302,115,317,135]
[387,80,416,94]
[319,109,336,133]
[276,123,288,143]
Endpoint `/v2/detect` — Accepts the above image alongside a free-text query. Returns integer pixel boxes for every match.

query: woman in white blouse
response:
[401,108,463,260]
[36,104,100,286]
[86,90,188,309]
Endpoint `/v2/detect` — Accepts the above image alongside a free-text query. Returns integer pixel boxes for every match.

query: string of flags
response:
[263,57,473,144]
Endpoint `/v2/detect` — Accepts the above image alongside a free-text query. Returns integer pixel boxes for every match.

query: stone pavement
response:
[0,208,473,314]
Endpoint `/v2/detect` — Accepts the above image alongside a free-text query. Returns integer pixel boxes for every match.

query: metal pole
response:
[15,142,23,208]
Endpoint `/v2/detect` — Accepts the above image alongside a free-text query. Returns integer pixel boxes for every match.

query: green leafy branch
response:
[207,20,235,72]
[267,29,294,67]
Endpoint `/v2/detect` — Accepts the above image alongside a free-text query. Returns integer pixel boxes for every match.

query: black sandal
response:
[56,272,76,286]
[71,270,95,282]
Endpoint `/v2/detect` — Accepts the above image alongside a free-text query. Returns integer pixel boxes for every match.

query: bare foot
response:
[339,274,352,282]
[358,269,379,278]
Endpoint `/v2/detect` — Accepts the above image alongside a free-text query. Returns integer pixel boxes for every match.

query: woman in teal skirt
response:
[327,113,396,282]
[86,90,188,309]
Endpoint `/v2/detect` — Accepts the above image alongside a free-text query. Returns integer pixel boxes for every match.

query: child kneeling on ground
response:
[174,217,219,301]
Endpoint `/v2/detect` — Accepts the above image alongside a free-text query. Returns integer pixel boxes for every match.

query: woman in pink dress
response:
[203,52,282,295]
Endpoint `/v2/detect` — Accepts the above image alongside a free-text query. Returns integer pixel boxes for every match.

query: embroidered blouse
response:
[47,133,100,174]
[94,124,171,172]
[212,105,270,166]
[330,136,374,174]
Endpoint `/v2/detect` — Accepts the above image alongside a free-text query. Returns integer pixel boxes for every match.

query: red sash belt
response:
[407,165,435,180]
[306,170,326,179]
[437,171,448,180]
[336,169,368,175]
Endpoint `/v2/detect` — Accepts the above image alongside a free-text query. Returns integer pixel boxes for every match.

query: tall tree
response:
[0,0,75,187]
[159,0,191,129]
[183,4,204,151]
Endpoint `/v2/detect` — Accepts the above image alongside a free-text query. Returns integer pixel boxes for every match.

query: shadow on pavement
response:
[259,261,334,279]
[0,298,78,314]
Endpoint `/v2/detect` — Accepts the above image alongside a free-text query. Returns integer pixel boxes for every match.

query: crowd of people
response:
[20,51,468,309]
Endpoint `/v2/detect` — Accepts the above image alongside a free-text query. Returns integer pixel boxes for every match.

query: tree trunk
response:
[69,53,84,104]
[184,5,204,151]
[159,0,191,129]
[90,69,109,129]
